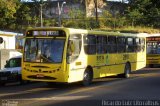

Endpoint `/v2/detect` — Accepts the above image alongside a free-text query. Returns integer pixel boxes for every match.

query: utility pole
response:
[39,0,44,27]
[58,1,66,27]
[94,0,98,22]
[40,3,43,27]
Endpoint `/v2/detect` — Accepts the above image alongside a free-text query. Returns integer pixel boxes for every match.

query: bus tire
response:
[20,80,29,85]
[82,69,93,86]
[123,63,131,78]
[0,82,5,86]
[46,82,56,87]
[149,64,154,68]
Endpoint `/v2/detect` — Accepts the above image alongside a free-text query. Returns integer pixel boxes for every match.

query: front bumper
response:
[0,71,21,83]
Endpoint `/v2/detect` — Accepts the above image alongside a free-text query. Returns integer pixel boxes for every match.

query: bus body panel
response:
[22,62,68,82]
[67,56,87,83]
[147,54,160,65]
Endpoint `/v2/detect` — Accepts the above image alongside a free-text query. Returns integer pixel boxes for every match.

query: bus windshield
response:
[24,38,65,63]
[147,42,160,54]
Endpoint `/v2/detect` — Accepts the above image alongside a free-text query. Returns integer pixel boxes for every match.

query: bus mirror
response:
[0,37,3,44]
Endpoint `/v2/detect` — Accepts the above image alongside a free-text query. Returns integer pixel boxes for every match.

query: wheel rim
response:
[84,72,90,81]
[83,71,92,85]
[125,65,130,78]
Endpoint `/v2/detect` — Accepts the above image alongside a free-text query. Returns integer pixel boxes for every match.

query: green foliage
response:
[0,0,20,18]
[0,0,21,30]
[0,0,159,32]
[16,3,31,24]
[126,0,160,28]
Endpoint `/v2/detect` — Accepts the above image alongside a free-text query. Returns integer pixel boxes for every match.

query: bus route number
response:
[123,54,129,60]
[97,56,104,62]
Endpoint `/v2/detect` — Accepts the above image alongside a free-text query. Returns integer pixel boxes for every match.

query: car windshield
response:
[5,58,21,68]
[24,38,65,63]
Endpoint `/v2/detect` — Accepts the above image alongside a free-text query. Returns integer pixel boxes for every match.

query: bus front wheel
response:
[0,82,5,86]
[82,69,93,86]
[123,63,131,78]
[149,64,154,68]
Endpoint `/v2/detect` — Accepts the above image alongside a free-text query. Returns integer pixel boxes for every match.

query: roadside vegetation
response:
[0,0,159,33]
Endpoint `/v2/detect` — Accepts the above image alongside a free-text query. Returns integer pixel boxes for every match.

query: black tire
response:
[82,69,93,86]
[46,82,66,88]
[123,63,131,78]
[149,64,154,68]
[46,82,58,87]
[0,82,5,86]
[20,79,29,85]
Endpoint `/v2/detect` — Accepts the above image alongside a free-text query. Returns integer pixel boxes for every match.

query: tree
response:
[146,0,160,27]
[15,3,32,31]
[126,0,160,28]
[0,0,21,30]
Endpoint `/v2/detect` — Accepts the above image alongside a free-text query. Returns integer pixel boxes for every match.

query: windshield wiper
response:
[40,54,53,62]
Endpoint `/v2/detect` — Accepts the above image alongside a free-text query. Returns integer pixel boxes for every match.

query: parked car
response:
[0,55,26,86]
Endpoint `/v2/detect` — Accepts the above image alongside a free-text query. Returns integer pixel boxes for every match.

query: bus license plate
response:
[36,74,44,78]
[0,77,7,80]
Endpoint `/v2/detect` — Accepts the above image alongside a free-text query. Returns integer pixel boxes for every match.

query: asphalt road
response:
[0,68,160,106]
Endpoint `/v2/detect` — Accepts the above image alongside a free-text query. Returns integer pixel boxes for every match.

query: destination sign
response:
[147,37,160,41]
[26,30,66,37]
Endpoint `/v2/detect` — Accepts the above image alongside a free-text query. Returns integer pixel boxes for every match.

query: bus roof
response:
[26,27,148,37]
[146,33,160,37]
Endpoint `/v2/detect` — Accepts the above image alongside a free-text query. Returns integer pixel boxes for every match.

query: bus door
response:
[66,34,83,82]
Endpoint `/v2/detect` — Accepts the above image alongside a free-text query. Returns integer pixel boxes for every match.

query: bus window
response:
[50,40,65,63]
[67,34,82,63]
[24,39,41,62]
[140,38,145,52]
[134,38,141,52]
[117,37,126,53]
[127,37,134,52]
[156,42,160,54]
[24,39,65,63]
[97,36,104,54]
[147,42,152,54]
[102,36,108,53]
[84,35,96,54]
[108,36,117,53]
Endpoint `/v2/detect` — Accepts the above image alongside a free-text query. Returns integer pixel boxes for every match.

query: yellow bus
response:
[22,27,146,85]
[146,35,160,67]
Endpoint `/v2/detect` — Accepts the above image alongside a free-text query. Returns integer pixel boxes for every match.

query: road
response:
[0,68,160,106]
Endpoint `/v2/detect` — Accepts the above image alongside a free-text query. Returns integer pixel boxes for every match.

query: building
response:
[24,0,126,19]
[0,31,23,69]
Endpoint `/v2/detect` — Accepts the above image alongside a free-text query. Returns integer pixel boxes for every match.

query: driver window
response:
[67,40,75,56]
[67,35,82,63]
